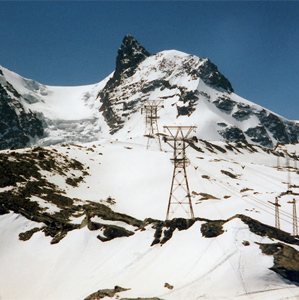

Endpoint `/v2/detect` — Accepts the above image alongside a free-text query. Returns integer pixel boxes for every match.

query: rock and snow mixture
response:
[1,35,299,300]
[0,35,298,150]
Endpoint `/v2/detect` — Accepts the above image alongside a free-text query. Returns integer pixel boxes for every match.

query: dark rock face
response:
[213,96,236,114]
[245,126,273,147]
[176,89,200,117]
[201,220,224,238]
[0,84,44,150]
[84,286,129,300]
[197,59,234,93]
[254,110,298,144]
[98,35,151,134]
[216,102,299,147]
[219,126,247,143]
[115,34,151,80]
[149,218,195,246]
[232,109,252,121]
[260,243,299,283]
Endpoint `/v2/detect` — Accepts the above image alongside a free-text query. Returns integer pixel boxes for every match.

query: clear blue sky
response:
[0,1,298,120]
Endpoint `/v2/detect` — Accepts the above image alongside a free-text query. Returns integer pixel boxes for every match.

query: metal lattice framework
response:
[141,100,164,151]
[163,126,197,220]
[292,198,298,236]
[268,196,281,229]
[275,197,281,230]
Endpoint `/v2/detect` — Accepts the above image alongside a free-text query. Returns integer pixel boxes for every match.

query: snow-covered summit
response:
[97,37,298,147]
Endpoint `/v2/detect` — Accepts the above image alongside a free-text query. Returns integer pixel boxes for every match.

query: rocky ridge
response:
[0,72,44,149]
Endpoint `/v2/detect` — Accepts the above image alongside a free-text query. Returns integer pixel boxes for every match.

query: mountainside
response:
[0,66,110,149]
[1,35,299,300]
[1,140,299,299]
[0,34,298,150]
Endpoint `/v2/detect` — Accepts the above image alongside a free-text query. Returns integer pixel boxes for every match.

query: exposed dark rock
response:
[0,147,90,243]
[98,35,150,134]
[115,35,151,80]
[196,192,219,200]
[93,223,134,242]
[245,126,273,147]
[238,214,299,246]
[219,126,247,143]
[176,89,200,117]
[196,59,234,93]
[84,286,129,300]
[149,218,195,246]
[232,109,252,121]
[121,298,163,300]
[201,220,224,238]
[141,80,173,94]
[0,83,44,150]
[19,227,43,241]
[254,110,299,145]
[65,176,84,187]
[0,204,9,215]
[198,140,227,154]
[259,243,299,282]
[84,201,142,227]
[221,170,238,179]
[164,283,174,290]
[213,96,236,113]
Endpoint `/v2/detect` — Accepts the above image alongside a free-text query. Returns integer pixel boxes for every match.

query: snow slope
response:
[1,137,299,299]
[0,65,112,146]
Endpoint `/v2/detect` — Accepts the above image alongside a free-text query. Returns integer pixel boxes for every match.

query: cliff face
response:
[0,82,43,150]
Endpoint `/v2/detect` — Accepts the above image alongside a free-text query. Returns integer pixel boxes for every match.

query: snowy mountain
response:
[0,34,298,150]
[1,35,299,300]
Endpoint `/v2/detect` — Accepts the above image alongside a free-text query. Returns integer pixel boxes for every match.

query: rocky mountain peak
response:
[115,34,151,78]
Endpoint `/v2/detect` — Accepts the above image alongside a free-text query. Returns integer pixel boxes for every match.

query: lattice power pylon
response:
[292,198,298,236]
[285,152,292,191]
[275,197,281,230]
[163,126,197,220]
[141,100,164,150]
[269,197,281,229]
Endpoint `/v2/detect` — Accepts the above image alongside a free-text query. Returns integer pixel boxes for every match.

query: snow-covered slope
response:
[1,138,299,299]
[0,65,111,148]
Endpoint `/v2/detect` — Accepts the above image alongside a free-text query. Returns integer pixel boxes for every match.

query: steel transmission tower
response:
[275,197,281,230]
[163,126,197,220]
[285,152,292,191]
[141,100,164,150]
[292,198,298,236]
[269,197,281,229]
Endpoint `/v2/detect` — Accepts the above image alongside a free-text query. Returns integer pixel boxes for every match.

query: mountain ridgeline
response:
[0,34,298,149]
